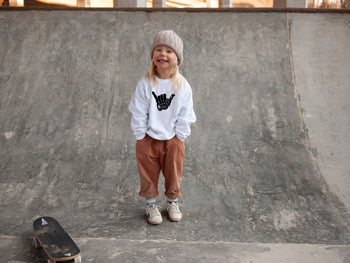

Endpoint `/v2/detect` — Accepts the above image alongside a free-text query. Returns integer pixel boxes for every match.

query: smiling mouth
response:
[157,59,168,63]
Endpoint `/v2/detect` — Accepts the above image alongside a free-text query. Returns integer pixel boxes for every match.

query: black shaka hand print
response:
[152,92,175,111]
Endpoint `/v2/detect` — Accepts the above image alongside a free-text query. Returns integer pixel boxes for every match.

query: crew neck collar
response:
[155,76,172,83]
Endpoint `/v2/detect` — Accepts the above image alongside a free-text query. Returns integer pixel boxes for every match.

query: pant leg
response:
[136,135,161,197]
[161,136,185,198]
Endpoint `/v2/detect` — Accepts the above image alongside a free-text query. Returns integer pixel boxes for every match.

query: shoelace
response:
[147,205,161,217]
[168,203,181,214]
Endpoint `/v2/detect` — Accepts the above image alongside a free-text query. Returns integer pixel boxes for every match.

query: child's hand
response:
[152,92,175,111]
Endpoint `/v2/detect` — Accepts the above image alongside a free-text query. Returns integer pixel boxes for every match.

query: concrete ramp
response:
[0,10,350,262]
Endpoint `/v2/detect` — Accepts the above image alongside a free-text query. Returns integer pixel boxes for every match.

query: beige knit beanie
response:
[151,30,184,65]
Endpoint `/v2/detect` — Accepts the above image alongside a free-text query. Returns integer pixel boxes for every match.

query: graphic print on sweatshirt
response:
[152,92,175,111]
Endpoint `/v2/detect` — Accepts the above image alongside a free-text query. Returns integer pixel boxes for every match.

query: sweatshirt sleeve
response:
[175,82,196,141]
[129,78,149,140]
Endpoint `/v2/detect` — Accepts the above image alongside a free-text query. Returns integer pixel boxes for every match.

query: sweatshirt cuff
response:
[136,134,146,140]
[176,134,185,141]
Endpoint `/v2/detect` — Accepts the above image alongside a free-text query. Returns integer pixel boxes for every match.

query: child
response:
[129,30,196,225]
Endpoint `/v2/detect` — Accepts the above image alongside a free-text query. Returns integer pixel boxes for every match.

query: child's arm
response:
[175,84,196,141]
[129,79,150,140]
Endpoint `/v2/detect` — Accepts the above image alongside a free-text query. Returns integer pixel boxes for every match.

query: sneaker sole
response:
[148,218,163,225]
[168,215,182,222]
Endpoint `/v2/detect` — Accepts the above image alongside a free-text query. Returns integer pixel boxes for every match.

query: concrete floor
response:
[2,236,350,262]
[0,9,349,263]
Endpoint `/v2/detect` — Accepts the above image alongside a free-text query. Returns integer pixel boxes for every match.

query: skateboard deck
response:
[32,216,81,263]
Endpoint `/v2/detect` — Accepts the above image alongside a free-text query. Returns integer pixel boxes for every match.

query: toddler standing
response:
[129,30,196,225]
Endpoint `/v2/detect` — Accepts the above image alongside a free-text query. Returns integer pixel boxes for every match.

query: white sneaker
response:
[167,202,182,222]
[146,205,163,225]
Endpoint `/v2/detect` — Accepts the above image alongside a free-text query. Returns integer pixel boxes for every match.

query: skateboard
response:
[32,216,81,263]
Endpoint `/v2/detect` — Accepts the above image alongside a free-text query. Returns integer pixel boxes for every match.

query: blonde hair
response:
[145,60,182,93]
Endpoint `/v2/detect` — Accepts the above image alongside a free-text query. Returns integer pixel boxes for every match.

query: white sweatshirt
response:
[129,76,196,141]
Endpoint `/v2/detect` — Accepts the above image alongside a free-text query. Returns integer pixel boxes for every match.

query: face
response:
[152,45,178,75]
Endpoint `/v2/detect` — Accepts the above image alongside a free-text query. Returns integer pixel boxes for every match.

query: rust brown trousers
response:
[136,135,185,199]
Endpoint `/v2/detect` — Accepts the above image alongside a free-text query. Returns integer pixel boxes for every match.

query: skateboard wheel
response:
[74,255,82,263]
[32,237,41,248]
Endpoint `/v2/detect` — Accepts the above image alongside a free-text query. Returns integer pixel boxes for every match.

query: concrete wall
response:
[0,10,349,244]
[291,13,350,211]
